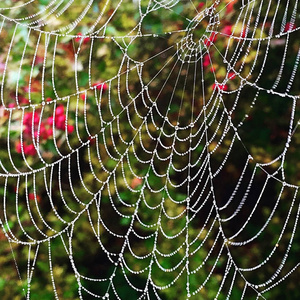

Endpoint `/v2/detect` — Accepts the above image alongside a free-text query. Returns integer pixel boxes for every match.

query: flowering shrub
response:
[0,1,299,299]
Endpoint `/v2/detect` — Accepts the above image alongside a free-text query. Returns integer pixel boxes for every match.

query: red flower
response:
[28,193,35,200]
[204,32,217,47]
[84,36,91,43]
[75,33,83,42]
[212,83,228,91]
[210,66,216,72]
[226,1,235,14]
[75,32,90,43]
[88,136,95,145]
[228,72,236,80]
[284,22,296,32]
[198,2,205,9]
[241,28,246,38]
[28,193,41,202]
[93,82,108,92]
[19,96,29,104]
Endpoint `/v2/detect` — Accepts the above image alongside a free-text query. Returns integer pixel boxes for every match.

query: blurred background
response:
[0,0,299,299]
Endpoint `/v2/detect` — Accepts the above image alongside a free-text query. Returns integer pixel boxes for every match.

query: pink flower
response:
[34,124,48,139]
[23,112,33,125]
[24,144,37,156]
[23,112,42,136]
[47,116,54,126]
[80,93,86,101]
[55,115,66,130]
[55,105,64,116]
[16,142,37,156]
[198,2,205,9]
[23,86,37,93]
[23,112,40,127]
[222,25,232,36]
[0,62,5,72]
[34,56,44,65]
[131,178,142,189]
[33,114,40,125]
[47,128,53,136]
[67,125,74,134]
[203,55,210,67]
[15,142,22,153]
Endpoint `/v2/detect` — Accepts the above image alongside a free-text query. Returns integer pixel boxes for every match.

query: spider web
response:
[0,0,299,299]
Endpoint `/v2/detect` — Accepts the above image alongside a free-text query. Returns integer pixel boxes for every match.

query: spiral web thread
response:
[0,0,299,299]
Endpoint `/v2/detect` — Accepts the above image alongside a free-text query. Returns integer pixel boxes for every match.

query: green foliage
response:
[0,0,299,299]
